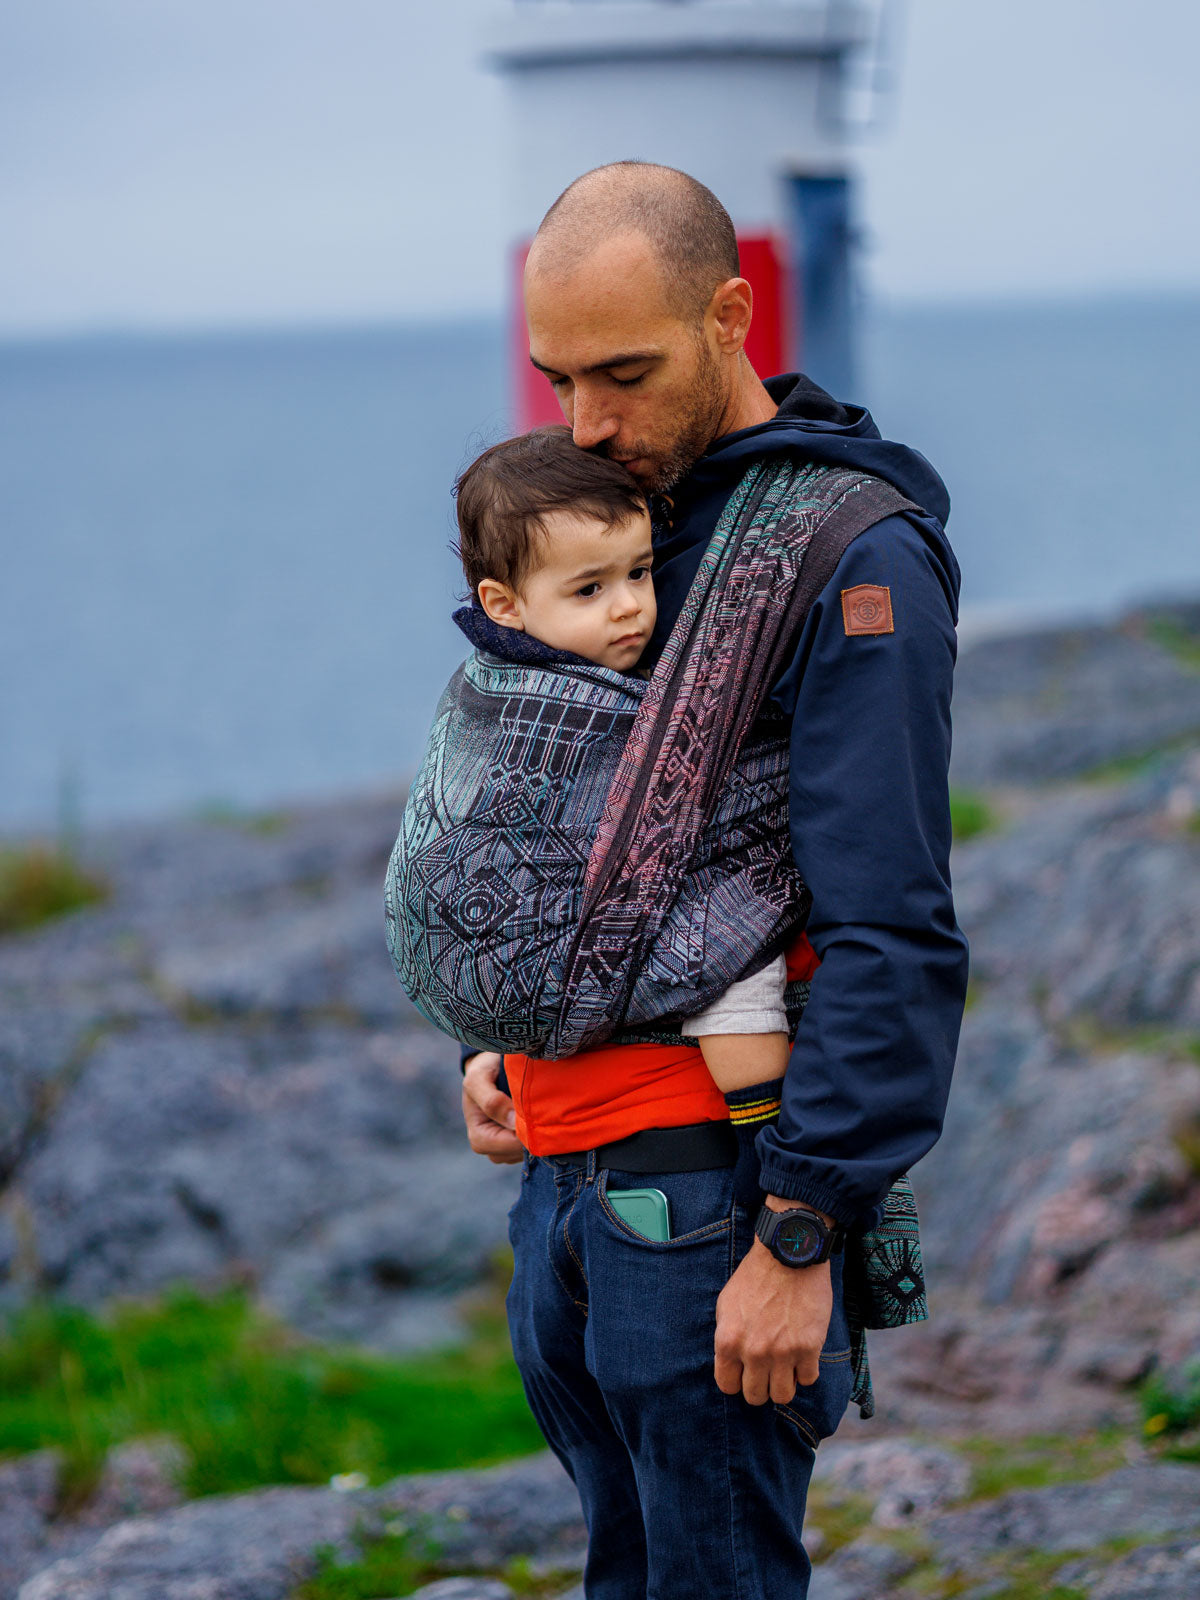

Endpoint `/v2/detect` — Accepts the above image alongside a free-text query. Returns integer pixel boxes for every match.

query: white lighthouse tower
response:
[484,0,888,429]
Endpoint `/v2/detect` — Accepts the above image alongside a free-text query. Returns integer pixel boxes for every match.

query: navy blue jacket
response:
[643,374,968,1227]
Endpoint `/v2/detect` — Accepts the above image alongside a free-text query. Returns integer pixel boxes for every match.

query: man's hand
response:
[713,1195,834,1405]
[462,1052,525,1165]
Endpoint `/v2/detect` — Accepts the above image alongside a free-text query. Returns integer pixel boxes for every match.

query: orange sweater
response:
[505,934,820,1155]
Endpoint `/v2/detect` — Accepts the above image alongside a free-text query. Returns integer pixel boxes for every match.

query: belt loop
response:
[586,1147,597,1186]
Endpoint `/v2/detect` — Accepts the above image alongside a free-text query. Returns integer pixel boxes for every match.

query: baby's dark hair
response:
[454,425,648,594]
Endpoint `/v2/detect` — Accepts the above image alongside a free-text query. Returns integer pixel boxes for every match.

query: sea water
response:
[2,298,1198,830]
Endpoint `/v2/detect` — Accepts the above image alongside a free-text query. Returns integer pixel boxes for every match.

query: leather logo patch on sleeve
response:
[841,584,894,636]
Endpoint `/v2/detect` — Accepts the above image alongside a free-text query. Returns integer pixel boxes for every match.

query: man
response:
[461,162,968,1598]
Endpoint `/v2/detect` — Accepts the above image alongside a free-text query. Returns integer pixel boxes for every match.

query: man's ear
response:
[708,277,753,357]
[478,578,525,631]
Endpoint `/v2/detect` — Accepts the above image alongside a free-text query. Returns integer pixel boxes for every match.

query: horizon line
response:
[2,284,1199,349]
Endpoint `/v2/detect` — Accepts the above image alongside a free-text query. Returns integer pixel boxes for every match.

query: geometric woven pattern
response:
[384,649,806,1054]
[552,458,915,1057]
[842,1172,930,1419]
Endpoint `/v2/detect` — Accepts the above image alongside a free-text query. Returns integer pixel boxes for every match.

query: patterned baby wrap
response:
[386,650,807,1056]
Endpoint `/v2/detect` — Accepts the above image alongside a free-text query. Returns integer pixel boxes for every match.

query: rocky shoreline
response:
[2,600,1199,1598]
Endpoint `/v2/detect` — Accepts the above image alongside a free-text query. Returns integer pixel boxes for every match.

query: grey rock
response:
[0,1453,60,1600]
[152,886,407,1023]
[70,1439,187,1530]
[929,1463,1200,1568]
[5,1013,516,1345]
[1,1449,580,1600]
[913,1010,1200,1298]
[0,1441,190,1600]
[954,757,1200,1034]
[0,784,532,1347]
[812,1437,971,1525]
[14,1482,372,1600]
[521,1548,588,1580]
[808,1538,918,1600]
[951,610,1200,786]
[1060,1537,1200,1598]
[376,1452,585,1570]
[405,1583,516,1600]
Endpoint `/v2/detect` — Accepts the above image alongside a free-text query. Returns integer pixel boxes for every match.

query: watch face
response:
[775,1215,823,1265]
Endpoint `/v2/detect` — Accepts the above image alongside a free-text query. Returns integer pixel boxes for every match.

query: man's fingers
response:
[794,1352,822,1389]
[713,1351,744,1397]
[462,1087,523,1154]
[465,1115,524,1163]
[463,1053,517,1130]
[479,1086,517,1129]
[769,1365,799,1406]
[739,1357,772,1407]
[460,1071,524,1163]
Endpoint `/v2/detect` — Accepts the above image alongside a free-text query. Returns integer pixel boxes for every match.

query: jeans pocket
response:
[774,1351,855,1447]
[774,1251,854,1445]
[597,1164,735,1249]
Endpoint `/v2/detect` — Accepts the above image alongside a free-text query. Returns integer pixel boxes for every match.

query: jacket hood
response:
[452,601,634,677]
[690,373,952,530]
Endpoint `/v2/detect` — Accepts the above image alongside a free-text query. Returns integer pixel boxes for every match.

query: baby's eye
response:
[629,566,652,582]
[575,582,601,598]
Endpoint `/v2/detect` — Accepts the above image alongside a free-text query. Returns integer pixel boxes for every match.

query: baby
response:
[455,424,792,1098]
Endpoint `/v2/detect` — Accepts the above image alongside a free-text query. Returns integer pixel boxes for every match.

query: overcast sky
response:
[2,0,1197,334]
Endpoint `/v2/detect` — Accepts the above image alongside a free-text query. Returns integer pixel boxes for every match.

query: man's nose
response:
[571,390,619,452]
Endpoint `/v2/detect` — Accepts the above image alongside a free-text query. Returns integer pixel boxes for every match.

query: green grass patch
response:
[949,789,997,845]
[501,1554,588,1596]
[0,1276,543,1510]
[297,1527,440,1600]
[1080,730,1200,785]
[1140,1361,1200,1453]
[802,1485,875,1558]
[0,844,109,936]
[295,1531,578,1600]
[955,1429,1129,1502]
[1145,615,1200,674]
[1053,1012,1200,1069]
[195,801,291,836]
[1174,1110,1200,1179]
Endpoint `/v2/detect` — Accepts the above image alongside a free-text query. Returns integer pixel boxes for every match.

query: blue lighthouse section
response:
[789,173,856,399]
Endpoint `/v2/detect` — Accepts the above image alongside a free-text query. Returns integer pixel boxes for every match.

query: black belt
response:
[553,1120,738,1174]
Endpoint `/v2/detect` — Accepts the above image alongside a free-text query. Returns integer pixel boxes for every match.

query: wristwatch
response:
[754,1204,845,1267]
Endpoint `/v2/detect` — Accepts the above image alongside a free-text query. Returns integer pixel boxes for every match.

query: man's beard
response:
[600,343,728,496]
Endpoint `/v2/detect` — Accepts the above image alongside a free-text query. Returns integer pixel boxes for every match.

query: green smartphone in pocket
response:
[607,1186,671,1241]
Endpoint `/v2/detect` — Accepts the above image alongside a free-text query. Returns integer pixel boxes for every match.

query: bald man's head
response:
[522,164,764,494]
[529,161,740,325]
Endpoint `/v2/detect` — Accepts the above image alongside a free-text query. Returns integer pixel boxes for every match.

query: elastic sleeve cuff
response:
[754,1155,868,1231]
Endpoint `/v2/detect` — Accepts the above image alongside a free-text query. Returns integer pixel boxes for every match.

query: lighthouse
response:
[484,0,884,430]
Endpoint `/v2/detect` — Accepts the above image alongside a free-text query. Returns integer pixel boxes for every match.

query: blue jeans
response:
[505,1149,854,1599]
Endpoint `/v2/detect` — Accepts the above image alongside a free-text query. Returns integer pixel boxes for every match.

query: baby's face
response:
[497,506,657,672]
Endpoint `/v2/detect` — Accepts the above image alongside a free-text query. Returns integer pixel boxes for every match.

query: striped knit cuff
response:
[723,1078,784,1128]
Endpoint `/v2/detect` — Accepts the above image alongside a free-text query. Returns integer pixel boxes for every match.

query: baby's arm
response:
[686,952,790,1092]
[698,1031,788,1093]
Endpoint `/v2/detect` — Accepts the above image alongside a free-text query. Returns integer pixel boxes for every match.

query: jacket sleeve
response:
[755,513,970,1229]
